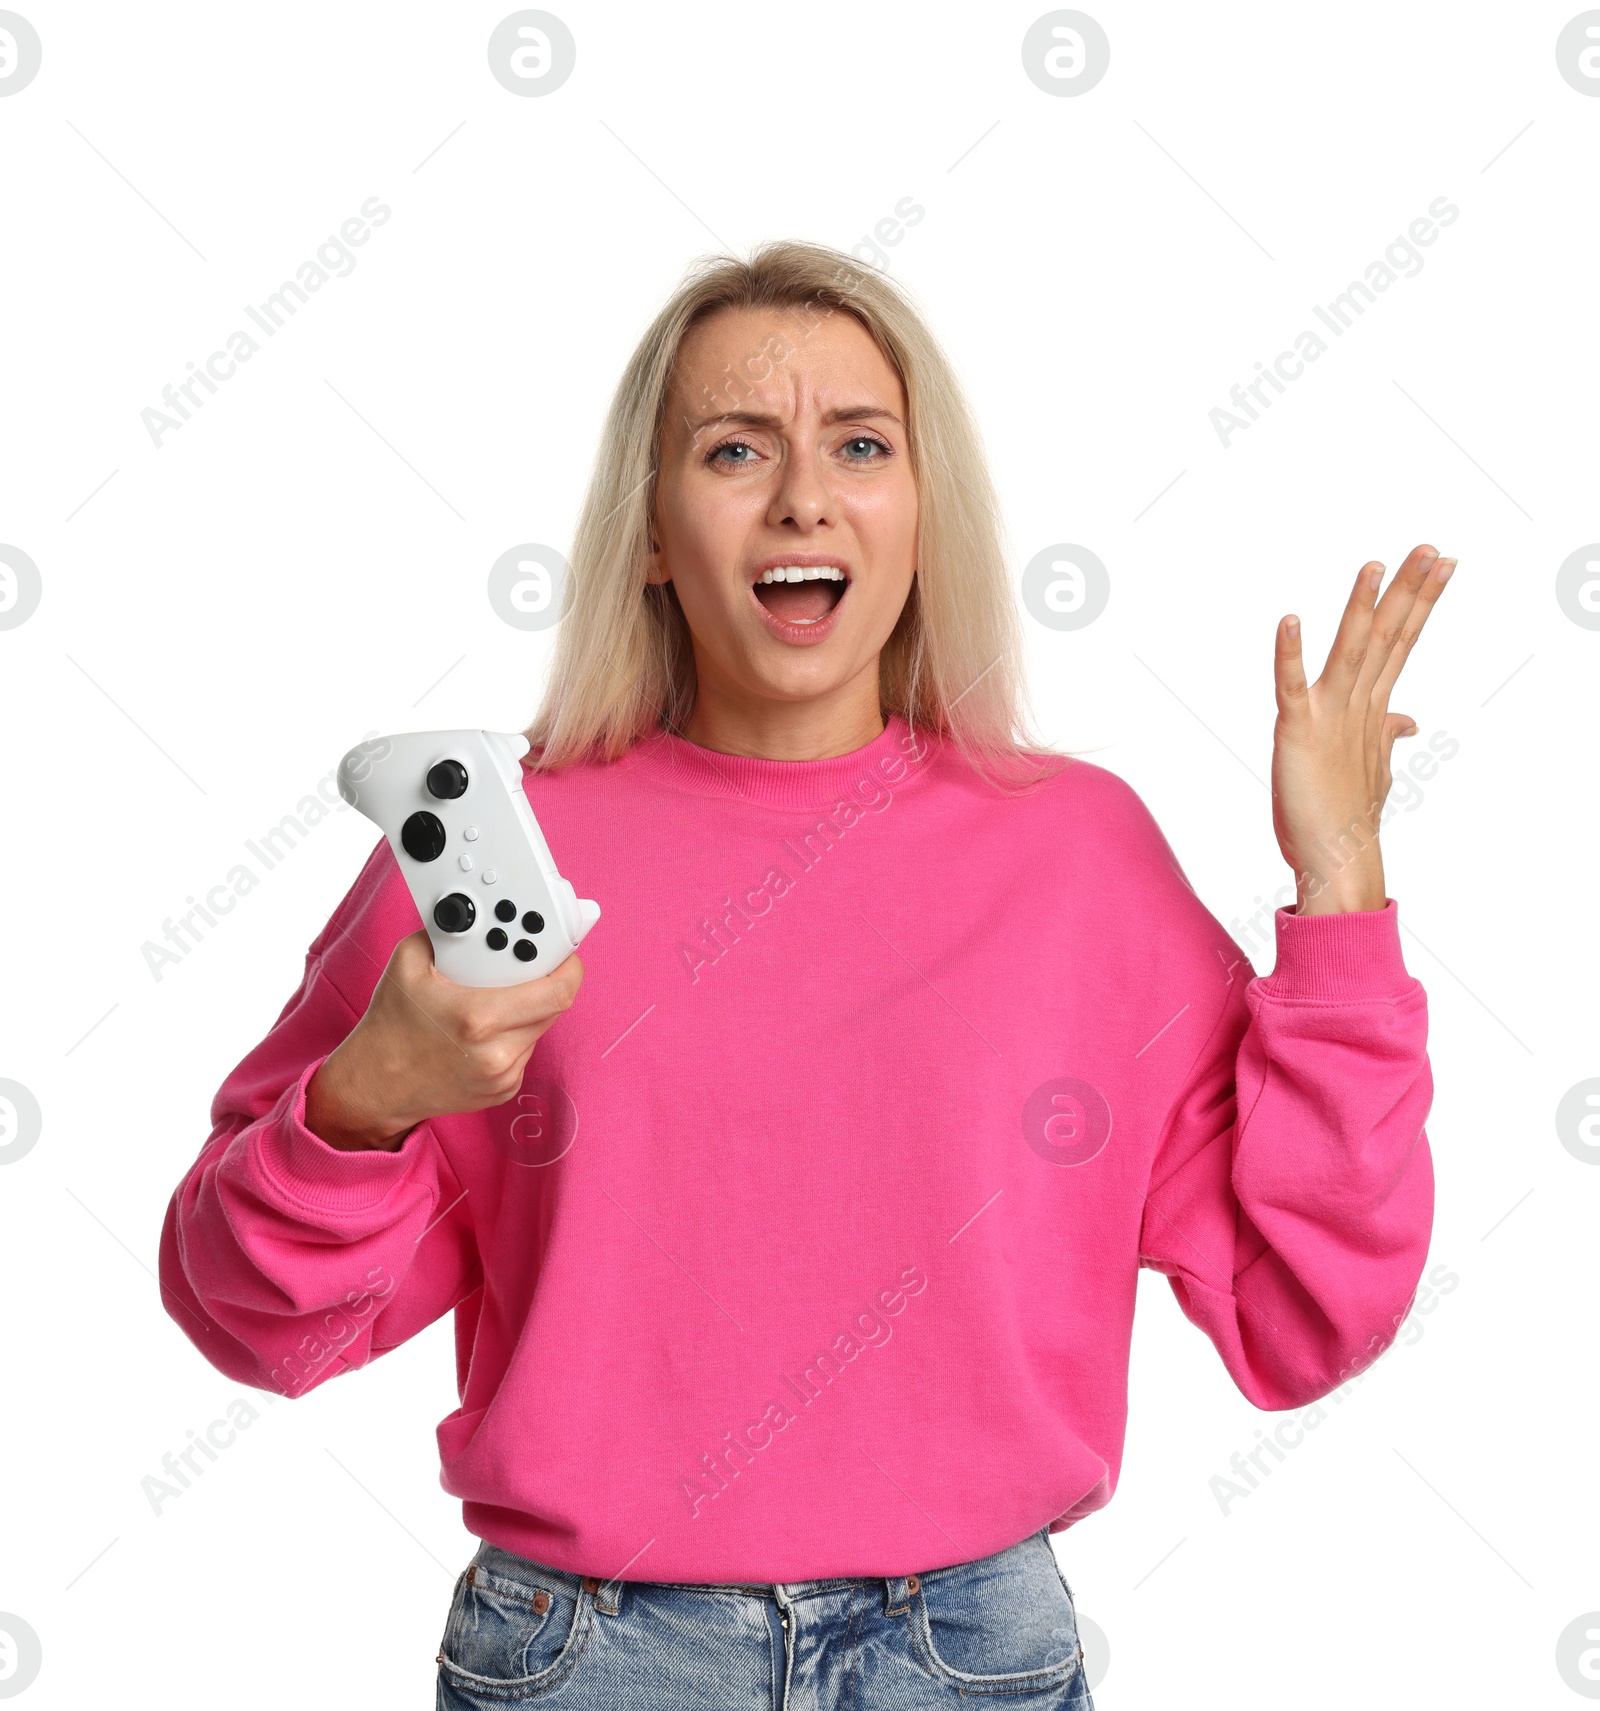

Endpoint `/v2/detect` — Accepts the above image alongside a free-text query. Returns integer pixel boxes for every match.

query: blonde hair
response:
[526,238,1057,784]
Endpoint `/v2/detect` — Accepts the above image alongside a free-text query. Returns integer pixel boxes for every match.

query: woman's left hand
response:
[1271,543,1456,915]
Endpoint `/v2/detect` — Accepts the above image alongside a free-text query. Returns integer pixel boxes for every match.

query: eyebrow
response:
[686,405,904,432]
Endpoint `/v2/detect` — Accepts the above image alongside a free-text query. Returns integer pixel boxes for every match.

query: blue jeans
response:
[436,1524,1094,1708]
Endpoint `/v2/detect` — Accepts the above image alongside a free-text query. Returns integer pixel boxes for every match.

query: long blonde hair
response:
[526,238,1055,782]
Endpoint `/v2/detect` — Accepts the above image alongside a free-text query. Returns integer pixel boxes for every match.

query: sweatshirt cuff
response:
[1259,897,1413,1001]
[252,1056,432,1214]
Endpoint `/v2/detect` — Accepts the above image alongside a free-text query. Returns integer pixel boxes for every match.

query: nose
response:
[767,436,833,532]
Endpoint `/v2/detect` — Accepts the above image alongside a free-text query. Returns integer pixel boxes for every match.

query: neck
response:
[678,664,886,761]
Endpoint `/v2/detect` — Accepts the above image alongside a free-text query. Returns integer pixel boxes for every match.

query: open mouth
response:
[751,563,850,627]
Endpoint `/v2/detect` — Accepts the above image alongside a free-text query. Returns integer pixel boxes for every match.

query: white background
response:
[1,2,1595,1706]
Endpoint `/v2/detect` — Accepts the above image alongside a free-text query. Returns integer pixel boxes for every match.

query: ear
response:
[643,540,670,586]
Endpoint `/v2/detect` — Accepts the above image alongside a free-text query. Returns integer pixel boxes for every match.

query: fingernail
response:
[1285,616,1299,635]
[1436,557,1457,582]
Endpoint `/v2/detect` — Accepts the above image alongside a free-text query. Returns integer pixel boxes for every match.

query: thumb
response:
[1380,712,1419,765]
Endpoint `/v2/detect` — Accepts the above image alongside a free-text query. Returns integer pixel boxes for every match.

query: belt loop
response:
[884,1570,919,1615]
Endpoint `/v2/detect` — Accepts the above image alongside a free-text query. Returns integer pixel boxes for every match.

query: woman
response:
[160,239,1446,1709]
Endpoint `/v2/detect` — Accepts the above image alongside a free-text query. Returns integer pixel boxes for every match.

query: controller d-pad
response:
[513,939,537,962]
[494,900,517,923]
[433,893,475,933]
[427,760,469,800]
[401,811,447,862]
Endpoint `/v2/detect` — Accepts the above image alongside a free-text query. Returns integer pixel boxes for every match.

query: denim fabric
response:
[436,1524,1094,1708]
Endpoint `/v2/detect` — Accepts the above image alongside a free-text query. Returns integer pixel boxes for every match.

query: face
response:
[647,305,919,717]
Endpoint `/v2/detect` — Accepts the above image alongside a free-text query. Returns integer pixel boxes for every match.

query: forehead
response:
[669,304,905,414]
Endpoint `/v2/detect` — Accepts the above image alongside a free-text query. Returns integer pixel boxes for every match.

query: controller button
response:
[458,854,474,871]
[482,869,498,884]
[427,760,469,800]
[433,893,476,934]
[522,911,544,934]
[486,928,508,951]
[463,825,480,841]
[494,900,517,923]
[401,811,447,862]
[513,939,538,962]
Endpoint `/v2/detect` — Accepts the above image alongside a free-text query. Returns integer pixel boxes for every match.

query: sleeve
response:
[157,839,481,1398]
[1137,898,1434,1410]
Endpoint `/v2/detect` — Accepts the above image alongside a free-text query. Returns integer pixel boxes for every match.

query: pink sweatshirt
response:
[159,715,1435,1583]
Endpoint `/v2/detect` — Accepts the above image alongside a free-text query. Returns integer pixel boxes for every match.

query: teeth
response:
[757,566,846,584]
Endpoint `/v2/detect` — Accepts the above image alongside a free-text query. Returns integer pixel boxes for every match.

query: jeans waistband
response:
[468,1523,1053,1619]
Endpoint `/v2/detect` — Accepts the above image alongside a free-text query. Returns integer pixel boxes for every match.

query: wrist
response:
[304,1044,414,1153]
[1294,864,1387,915]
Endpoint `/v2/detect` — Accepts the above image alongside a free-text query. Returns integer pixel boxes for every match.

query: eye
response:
[840,434,891,461]
[707,438,760,467]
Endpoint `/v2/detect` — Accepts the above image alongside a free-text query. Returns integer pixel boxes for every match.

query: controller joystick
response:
[433,893,476,933]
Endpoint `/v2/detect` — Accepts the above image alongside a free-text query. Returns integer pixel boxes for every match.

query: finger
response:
[1369,555,1454,712]
[479,953,586,1033]
[383,931,475,1055]
[1273,613,1309,721]
[1354,543,1440,702]
[1378,710,1419,778]
[1316,560,1384,701]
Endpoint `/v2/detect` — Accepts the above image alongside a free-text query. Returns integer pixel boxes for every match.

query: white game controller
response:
[336,729,600,987]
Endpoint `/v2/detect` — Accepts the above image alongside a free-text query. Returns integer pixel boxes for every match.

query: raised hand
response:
[1271,543,1456,915]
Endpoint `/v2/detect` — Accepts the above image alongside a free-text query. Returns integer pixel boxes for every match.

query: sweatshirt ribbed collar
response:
[624,713,935,810]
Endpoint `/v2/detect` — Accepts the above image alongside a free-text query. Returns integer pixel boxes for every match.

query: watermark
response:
[0,1081,41,1167]
[487,9,576,97]
[140,731,383,981]
[268,1264,397,1396]
[1222,727,1460,963]
[487,542,570,630]
[1023,1077,1112,1166]
[1021,11,1110,97]
[1209,196,1459,449]
[847,195,925,272]
[676,1263,929,1517]
[0,545,40,631]
[1556,1611,1600,1695]
[0,1612,41,1697]
[140,1394,270,1515]
[1556,544,1600,628]
[1556,1079,1600,1165]
[141,197,392,449]
[1274,723,1461,910]
[1556,11,1600,95]
[1021,544,1109,631]
[678,251,894,452]
[677,727,932,981]
[1208,1260,1458,1516]
[488,1078,579,1168]
[0,10,41,97]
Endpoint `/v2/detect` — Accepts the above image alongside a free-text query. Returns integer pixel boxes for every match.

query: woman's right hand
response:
[303,929,584,1152]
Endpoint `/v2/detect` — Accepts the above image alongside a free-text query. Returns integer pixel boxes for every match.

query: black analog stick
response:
[401,811,447,862]
[427,759,469,800]
[433,893,476,934]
